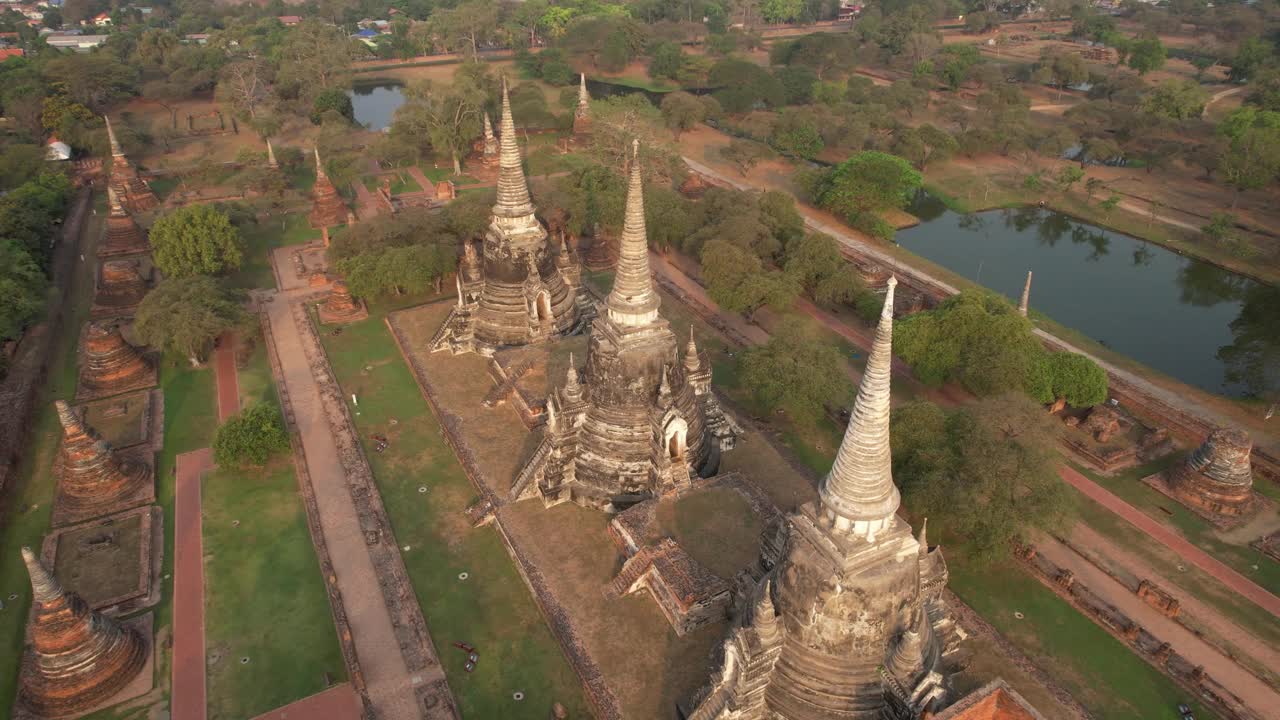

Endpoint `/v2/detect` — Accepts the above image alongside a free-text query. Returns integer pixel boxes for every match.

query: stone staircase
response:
[605,546,654,598]
[510,437,549,501]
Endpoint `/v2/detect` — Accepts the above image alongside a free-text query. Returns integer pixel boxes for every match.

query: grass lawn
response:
[420,165,480,185]
[147,176,180,201]
[235,337,275,410]
[315,300,590,718]
[229,213,321,291]
[201,459,346,720]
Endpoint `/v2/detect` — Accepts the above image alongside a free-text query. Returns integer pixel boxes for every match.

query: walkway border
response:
[173,448,213,720]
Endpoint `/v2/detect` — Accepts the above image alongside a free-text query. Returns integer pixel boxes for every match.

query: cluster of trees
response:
[739,322,854,423]
[799,151,922,241]
[894,291,1108,408]
[0,172,73,352]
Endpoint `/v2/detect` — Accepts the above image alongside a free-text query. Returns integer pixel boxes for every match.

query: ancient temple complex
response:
[77,322,156,401]
[104,118,158,214]
[53,400,153,525]
[1162,428,1257,521]
[308,148,349,236]
[687,278,963,720]
[432,80,581,355]
[18,547,148,717]
[573,73,592,136]
[98,189,150,259]
[512,143,737,511]
[319,278,369,324]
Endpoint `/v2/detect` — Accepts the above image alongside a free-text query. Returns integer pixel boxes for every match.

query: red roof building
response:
[0,48,24,60]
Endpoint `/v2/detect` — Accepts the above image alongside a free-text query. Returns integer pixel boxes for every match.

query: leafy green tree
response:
[761,0,804,23]
[891,394,1073,564]
[709,59,786,112]
[810,151,922,227]
[0,144,45,191]
[149,205,245,277]
[311,88,355,125]
[600,30,633,72]
[1026,352,1109,407]
[275,20,353,100]
[720,139,774,177]
[1228,36,1271,84]
[700,238,798,318]
[659,91,707,139]
[392,62,490,175]
[740,322,853,422]
[774,65,817,106]
[336,244,457,298]
[1056,165,1085,193]
[1216,108,1280,207]
[134,277,248,365]
[0,239,46,341]
[1141,79,1208,120]
[41,54,138,112]
[770,109,824,159]
[1126,35,1167,75]
[1038,48,1087,99]
[783,232,865,306]
[1201,211,1238,246]
[643,183,694,253]
[213,403,290,466]
[648,41,685,81]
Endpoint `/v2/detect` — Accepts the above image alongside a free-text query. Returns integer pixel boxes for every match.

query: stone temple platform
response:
[386,298,813,717]
[77,390,159,451]
[40,505,162,615]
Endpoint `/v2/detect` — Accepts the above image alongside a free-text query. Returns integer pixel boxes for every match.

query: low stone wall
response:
[384,305,624,720]
[292,300,457,718]
[1014,542,1262,720]
[259,309,375,720]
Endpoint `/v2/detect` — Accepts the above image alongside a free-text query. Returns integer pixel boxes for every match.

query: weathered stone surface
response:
[573,73,592,136]
[481,112,498,166]
[688,279,963,720]
[1165,428,1256,518]
[17,547,148,717]
[104,118,158,214]
[97,189,149,259]
[318,279,368,325]
[515,144,737,511]
[77,322,155,401]
[432,79,581,355]
[308,149,348,230]
[91,258,149,318]
[51,400,153,526]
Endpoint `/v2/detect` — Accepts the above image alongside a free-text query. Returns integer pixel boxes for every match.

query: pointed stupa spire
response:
[55,400,85,437]
[819,276,900,533]
[483,112,495,142]
[577,73,590,113]
[494,77,535,218]
[753,578,779,640]
[267,139,278,169]
[1018,270,1033,317]
[314,147,327,179]
[104,116,123,158]
[606,140,660,326]
[684,327,700,371]
[918,518,928,556]
[22,546,62,604]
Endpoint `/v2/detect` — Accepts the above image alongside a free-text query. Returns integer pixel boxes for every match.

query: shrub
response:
[213,403,290,466]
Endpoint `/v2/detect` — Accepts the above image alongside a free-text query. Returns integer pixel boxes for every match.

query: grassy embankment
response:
[315,299,590,718]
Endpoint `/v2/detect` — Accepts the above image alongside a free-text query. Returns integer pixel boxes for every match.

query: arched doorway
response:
[664,416,688,460]
[536,290,551,321]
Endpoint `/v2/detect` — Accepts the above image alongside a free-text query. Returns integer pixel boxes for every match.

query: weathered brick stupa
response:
[17,547,148,717]
[77,322,156,401]
[104,117,158,214]
[53,400,153,524]
[308,148,349,233]
[573,73,592,136]
[1164,428,1257,519]
[92,258,149,318]
[97,188,150,259]
[687,278,963,720]
[482,112,498,166]
[318,278,369,324]
[513,142,738,511]
[432,79,580,355]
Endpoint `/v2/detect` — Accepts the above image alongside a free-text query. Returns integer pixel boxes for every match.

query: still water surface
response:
[896,196,1278,399]
[348,82,405,131]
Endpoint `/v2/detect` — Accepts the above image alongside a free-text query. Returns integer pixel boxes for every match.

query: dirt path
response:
[250,683,362,720]
[1067,523,1280,677]
[263,291,430,720]
[1060,466,1280,618]
[1035,536,1280,716]
[1203,86,1245,118]
[405,167,437,198]
[214,333,239,423]
[173,448,214,720]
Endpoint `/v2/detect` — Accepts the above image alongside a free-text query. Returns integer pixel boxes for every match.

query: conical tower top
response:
[577,73,590,113]
[605,140,660,326]
[483,112,495,141]
[22,546,62,604]
[917,517,928,556]
[313,148,327,179]
[684,327,700,371]
[494,77,534,219]
[564,352,582,398]
[266,139,278,169]
[104,116,123,157]
[54,400,85,437]
[819,277,900,536]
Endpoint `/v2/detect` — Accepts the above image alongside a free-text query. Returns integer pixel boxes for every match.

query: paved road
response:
[264,291,425,720]
[214,333,240,422]
[173,448,214,720]
[1036,536,1280,716]
[1059,465,1280,619]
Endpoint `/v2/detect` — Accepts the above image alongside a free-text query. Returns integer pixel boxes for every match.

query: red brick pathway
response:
[214,333,239,423]
[1059,465,1280,618]
[249,683,362,720]
[173,447,214,720]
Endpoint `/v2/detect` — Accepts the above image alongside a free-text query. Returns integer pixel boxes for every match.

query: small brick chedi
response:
[54,400,153,520]
[308,148,349,231]
[319,278,369,324]
[1164,428,1257,519]
[573,73,592,136]
[513,143,737,511]
[93,259,149,317]
[103,118,158,214]
[98,189,150,259]
[18,547,148,717]
[433,80,581,354]
[79,322,154,398]
[688,279,963,720]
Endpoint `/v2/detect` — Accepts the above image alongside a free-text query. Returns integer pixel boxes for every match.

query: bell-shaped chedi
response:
[104,117,159,214]
[77,321,156,402]
[308,148,349,231]
[1164,428,1257,520]
[573,73,592,136]
[511,142,738,510]
[318,278,369,324]
[431,78,580,354]
[92,258,149,318]
[98,188,150,259]
[17,546,149,717]
[52,400,154,525]
[687,278,963,720]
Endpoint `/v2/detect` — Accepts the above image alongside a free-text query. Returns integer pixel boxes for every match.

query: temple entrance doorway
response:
[664,417,687,460]
[536,291,551,321]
